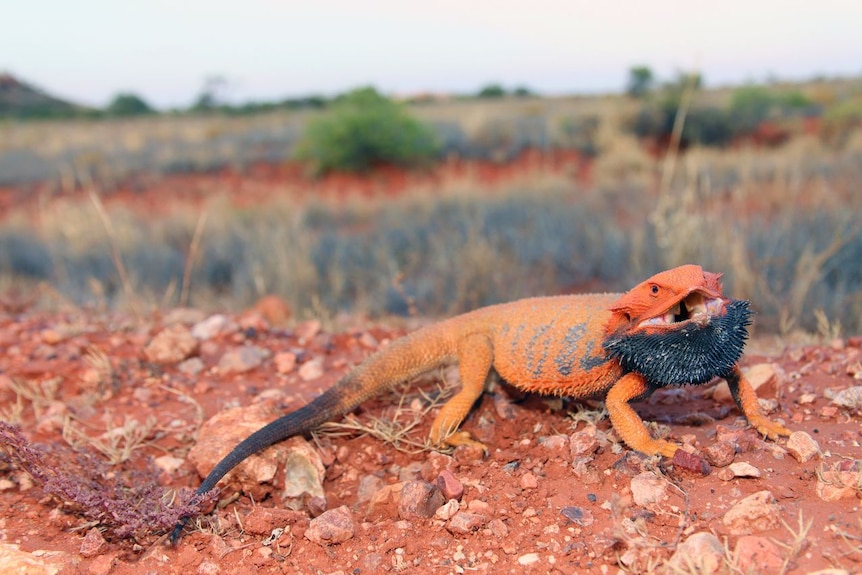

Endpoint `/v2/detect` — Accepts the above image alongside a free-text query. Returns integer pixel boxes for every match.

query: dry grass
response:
[831,518,862,564]
[62,412,157,465]
[315,372,457,453]
[0,377,60,425]
[773,511,814,575]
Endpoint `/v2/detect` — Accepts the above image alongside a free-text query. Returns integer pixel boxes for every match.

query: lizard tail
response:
[170,323,456,544]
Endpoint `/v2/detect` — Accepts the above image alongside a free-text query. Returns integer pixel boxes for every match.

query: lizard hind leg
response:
[429,332,494,452]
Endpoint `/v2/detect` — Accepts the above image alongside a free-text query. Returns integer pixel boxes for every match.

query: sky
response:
[2,0,860,109]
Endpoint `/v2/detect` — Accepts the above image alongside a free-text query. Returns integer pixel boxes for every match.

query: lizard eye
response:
[650,284,659,295]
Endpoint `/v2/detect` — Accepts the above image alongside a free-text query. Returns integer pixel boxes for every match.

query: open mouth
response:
[638,291,725,328]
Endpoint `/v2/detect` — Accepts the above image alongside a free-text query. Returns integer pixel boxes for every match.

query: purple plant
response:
[0,421,215,541]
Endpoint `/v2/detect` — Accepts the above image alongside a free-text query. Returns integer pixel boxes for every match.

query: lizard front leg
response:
[725,365,791,439]
[605,373,679,458]
[429,332,493,451]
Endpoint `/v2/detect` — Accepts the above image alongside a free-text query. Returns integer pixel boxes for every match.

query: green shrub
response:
[629,80,816,148]
[512,85,535,97]
[106,93,155,116]
[295,87,439,175]
[683,107,733,147]
[626,66,655,98]
[476,84,507,98]
[629,102,733,148]
[728,86,815,135]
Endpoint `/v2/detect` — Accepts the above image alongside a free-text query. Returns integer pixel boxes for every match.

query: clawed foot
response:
[753,418,792,441]
[444,431,489,455]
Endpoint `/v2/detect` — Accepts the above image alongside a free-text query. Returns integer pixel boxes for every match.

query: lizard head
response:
[606,264,725,333]
[603,265,752,386]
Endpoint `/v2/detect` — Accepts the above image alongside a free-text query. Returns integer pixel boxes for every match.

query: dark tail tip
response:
[169,517,189,545]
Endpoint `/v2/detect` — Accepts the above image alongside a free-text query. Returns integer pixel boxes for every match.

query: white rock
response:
[829,386,862,409]
[786,431,820,463]
[728,462,761,478]
[281,437,326,504]
[218,345,267,374]
[145,324,198,364]
[0,543,67,575]
[517,552,540,566]
[191,314,236,340]
[630,472,668,506]
[299,358,325,381]
[154,455,185,474]
[667,532,725,575]
[722,490,780,535]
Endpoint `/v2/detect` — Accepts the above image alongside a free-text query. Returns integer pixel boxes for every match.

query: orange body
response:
[172,265,791,543]
[258,264,789,456]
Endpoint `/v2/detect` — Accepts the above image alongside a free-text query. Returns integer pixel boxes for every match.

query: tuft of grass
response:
[567,404,608,428]
[833,518,862,563]
[0,421,215,542]
[62,413,157,465]
[0,377,60,424]
[773,510,813,575]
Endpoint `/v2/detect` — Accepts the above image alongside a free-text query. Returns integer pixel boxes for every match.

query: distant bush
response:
[728,86,816,135]
[626,66,655,98]
[0,230,53,279]
[295,87,439,175]
[477,84,507,98]
[209,95,329,116]
[557,115,601,156]
[106,93,155,117]
[821,96,862,145]
[629,101,733,148]
[512,85,535,97]
[628,71,732,147]
[628,77,818,148]
[683,107,734,147]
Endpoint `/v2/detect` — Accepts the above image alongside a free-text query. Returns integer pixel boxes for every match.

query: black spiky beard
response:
[602,300,752,388]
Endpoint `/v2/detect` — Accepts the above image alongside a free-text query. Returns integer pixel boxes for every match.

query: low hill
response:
[0,73,90,119]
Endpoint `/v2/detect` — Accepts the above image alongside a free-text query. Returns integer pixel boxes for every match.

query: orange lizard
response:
[170,264,790,542]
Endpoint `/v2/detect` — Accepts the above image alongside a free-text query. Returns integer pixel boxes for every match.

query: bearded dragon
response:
[170,264,790,543]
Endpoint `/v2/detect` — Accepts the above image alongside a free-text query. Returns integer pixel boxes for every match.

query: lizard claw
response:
[650,439,681,459]
[443,431,489,456]
[755,420,792,440]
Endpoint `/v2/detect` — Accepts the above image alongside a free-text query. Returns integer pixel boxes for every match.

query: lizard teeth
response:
[638,295,724,329]
[640,311,675,327]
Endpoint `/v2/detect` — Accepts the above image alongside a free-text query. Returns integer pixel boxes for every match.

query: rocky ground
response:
[0,301,860,575]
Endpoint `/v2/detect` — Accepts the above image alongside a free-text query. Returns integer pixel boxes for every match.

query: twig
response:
[652,66,701,254]
[87,188,139,314]
[180,208,209,306]
[658,69,699,200]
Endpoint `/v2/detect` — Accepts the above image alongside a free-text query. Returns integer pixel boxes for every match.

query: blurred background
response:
[1,0,860,335]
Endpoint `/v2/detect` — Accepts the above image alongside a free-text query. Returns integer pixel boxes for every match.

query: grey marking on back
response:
[555,322,586,376]
[527,323,552,377]
[528,304,571,378]
[509,324,525,359]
